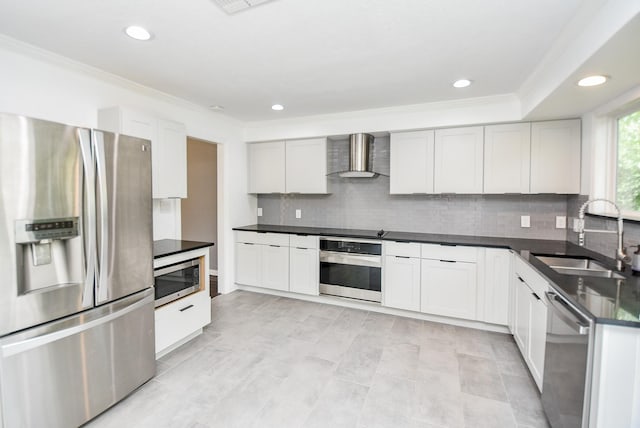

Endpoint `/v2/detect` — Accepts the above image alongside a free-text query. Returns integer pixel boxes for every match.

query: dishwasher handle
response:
[545,291,591,335]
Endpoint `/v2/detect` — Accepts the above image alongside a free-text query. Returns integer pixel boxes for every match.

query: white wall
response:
[0,36,256,294]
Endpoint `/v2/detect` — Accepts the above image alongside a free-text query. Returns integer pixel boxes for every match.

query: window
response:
[615,109,640,215]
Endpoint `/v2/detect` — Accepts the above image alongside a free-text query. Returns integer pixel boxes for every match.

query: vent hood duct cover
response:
[338,133,378,178]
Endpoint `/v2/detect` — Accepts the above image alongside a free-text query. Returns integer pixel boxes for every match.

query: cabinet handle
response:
[243,242,255,246]
[532,293,541,301]
[179,304,194,312]
[440,259,456,263]
[296,247,308,250]
[269,245,281,248]
[395,256,410,259]
[517,276,525,283]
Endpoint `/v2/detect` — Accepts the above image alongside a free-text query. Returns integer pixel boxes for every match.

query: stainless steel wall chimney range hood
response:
[338,133,378,178]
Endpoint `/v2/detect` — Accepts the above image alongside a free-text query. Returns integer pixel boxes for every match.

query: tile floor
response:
[88,291,550,428]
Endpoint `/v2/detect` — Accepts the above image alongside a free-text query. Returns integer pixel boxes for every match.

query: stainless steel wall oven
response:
[319,237,382,302]
[154,258,201,307]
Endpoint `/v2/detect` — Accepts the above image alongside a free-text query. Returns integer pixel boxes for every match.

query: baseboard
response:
[235,284,510,334]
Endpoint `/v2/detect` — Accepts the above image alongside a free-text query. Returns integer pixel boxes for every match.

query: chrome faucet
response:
[576,198,630,270]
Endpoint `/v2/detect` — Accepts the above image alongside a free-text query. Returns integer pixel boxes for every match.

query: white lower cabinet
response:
[154,247,212,358]
[482,248,511,325]
[511,255,549,391]
[529,294,547,385]
[235,232,319,294]
[155,290,210,355]
[513,275,531,353]
[383,255,421,311]
[421,259,477,320]
[235,242,261,286]
[290,247,319,295]
[235,232,290,291]
[262,245,289,291]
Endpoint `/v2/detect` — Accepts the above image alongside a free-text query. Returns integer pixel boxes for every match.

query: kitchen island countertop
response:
[153,239,214,259]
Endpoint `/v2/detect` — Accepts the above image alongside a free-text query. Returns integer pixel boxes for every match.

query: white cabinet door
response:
[383,255,421,311]
[484,123,531,194]
[513,275,530,355]
[261,245,289,291]
[155,119,187,199]
[289,247,319,295]
[434,126,484,193]
[119,110,155,140]
[98,107,187,199]
[528,292,547,390]
[421,259,477,320]
[235,242,262,286]
[482,248,511,326]
[530,119,581,194]
[390,130,435,194]
[285,138,327,194]
[248,141,285,193]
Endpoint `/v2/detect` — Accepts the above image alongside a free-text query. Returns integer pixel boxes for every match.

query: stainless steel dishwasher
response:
[542,290,594,428]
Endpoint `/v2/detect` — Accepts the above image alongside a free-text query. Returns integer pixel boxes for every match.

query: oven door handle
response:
[154,259,199,277]
[320,251,381,268]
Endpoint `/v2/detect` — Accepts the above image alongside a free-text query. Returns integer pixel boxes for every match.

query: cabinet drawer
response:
[236,231,290,246]
[290,234,318,249]
[385,241,421,258]
[421,243,477,262]
[154,291,211,354]
[514,256,549,299]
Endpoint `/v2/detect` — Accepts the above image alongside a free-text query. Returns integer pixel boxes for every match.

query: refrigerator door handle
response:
[94,130,110,304]
[1,291,153,358]
[78,128,95,308]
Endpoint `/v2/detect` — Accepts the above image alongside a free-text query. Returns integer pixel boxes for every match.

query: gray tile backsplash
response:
[258,137,571,241]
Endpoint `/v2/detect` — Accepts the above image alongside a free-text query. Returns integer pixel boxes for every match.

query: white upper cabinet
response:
[247,138,328,194]
[156,119,187,198]
[389,130,435,194]
[434,126,484,193]
[248,141,286,193]
[285,138,327,193]
[484,123,531,194]
[530,119,581,194]
[98,107,187,199]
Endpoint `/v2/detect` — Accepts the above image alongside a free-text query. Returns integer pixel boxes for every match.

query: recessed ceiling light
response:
[209,105,225,111]
[577,75,608,87]
[271,104,284,111]
[453,79,472,88]
[125,25,152,41]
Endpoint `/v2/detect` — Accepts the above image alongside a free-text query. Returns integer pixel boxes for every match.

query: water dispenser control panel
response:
[15,217,79,243]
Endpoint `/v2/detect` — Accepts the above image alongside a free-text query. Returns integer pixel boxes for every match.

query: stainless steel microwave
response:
[153,258,201,307]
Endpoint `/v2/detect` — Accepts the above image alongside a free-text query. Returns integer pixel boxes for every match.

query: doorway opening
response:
[181,137,219,298]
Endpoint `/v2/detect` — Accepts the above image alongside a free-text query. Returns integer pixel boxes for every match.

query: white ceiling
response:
[0,0,634,122]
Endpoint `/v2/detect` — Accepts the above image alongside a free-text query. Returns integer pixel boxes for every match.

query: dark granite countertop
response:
[233,224,640,328]
[153,239,214,259]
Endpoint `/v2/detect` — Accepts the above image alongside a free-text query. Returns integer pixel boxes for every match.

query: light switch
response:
[257,207,263,217]
[521,215,530,228]
[555,216,566,229]
[295,209,302,219]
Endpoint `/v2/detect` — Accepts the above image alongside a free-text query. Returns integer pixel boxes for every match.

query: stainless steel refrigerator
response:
[0,114,156,428]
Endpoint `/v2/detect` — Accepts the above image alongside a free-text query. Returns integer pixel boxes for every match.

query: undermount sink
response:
[534,255,625,280]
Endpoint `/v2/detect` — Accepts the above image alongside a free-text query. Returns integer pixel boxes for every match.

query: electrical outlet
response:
[555,216,566,229]
[295,209,302,219]
[257,207,263,217]
[521,215,530,228]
